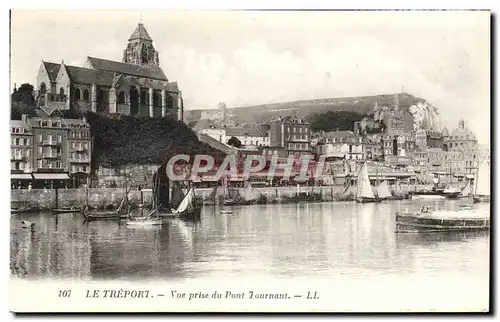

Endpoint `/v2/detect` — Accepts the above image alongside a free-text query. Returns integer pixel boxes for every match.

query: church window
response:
[40,83,47,93]
[140,90,147,104]
[83,89,90,101]
[75,88,81,100]
[118,92,125,104]
[59,87,65,96]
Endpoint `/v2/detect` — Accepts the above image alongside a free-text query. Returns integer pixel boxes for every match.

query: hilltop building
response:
[35,23,183,121]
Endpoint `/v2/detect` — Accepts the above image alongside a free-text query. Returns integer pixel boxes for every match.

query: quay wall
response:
[11,184,430,210]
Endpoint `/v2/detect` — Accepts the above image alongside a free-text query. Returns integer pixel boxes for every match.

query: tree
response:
[11,83,37,120]
[227,136,242,148]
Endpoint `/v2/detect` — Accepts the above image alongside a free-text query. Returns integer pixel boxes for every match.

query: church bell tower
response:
[122,23,160,67]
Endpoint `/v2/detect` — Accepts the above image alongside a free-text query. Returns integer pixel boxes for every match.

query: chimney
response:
[21,114,28,122]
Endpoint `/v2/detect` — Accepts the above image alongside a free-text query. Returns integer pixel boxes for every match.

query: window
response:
[118,91,125,104]
[83,89,90,101]
[57,134,62,143]
[60,87,65,96]
[26,138,30,145]
[38,134,42,142]
[75,88,81,100]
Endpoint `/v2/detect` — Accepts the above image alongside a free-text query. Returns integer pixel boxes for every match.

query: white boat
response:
[126,209,162,227]
[20,220,35,229]
[396,205,489,233]
[220,210,233,215]
[474,160,490,203]
[356,162,381,203]
[126,218,162,226]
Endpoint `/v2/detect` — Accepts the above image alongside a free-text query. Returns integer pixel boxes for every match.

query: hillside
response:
[184,92,442,132]
[86,112,226,170]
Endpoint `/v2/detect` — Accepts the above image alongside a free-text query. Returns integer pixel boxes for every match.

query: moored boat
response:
[52,207,81,214]
[356,162,382,203]
[396,205,489,233]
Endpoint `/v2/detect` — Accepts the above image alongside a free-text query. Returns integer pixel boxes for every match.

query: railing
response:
[42,153,61,159]
[70,158,90,163]
[42,140,60,146]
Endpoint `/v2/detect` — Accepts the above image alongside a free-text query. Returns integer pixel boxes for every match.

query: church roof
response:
[128,23,152,41]
[166,81,179,92]
[66,65,115,86]
[41,62,115,86]
[86,56,167,81]
[42,61,61,82]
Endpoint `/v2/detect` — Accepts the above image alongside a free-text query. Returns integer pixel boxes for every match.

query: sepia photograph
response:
[8,9,491,313]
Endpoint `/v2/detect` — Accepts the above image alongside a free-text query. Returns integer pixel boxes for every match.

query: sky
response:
[10,10,490,144]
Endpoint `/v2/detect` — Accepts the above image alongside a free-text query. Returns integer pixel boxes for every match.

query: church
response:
[35,23,183,121]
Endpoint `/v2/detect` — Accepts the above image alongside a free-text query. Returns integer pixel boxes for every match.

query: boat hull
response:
[396,212,490,233]
[52,208,81,214]
[126,219,162,226]
[83,211,121,221]
[356,197,382,203]
[473,195,490,203]
[158,206,202,221]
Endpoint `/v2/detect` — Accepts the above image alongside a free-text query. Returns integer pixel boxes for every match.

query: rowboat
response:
[52,207,81,214]
[220,210,233,215]
[396,205,489,233]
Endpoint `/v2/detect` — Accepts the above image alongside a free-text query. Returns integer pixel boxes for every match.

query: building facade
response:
[270,115,311,157]
[10,118,34,187]
[10,115,91,188]
[35,23,183,121]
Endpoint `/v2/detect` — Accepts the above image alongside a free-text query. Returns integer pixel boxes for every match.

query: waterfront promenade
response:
[11,184,431,210]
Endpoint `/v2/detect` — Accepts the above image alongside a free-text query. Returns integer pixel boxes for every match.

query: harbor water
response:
[11,199,490,283]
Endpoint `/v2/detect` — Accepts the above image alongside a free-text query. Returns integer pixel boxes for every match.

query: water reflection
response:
[10,200,489,281]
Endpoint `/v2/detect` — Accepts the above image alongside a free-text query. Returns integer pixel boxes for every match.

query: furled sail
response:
[152,164,170,209]
[171,181,185,209]
[376,181,392,199]
[356,162,375,199]
[475,161,490,196]
[173,188,195,214]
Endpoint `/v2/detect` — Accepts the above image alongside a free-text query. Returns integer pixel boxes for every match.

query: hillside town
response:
[10,22,490,194]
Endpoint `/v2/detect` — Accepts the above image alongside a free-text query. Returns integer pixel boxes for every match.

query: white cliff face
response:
[408,101,444,132]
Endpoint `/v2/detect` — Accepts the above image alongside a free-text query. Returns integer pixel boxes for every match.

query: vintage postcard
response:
[9,9,490,313]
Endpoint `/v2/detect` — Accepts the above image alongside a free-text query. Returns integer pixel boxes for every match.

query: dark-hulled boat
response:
[396,206,489,233]
[52,207,81,214]
[151,164,202,222]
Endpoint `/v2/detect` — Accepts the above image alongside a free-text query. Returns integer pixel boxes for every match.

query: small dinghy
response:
[220,209,233,215]
[20,220,35,229]
[126,218,162,226]
[126,208,162,227]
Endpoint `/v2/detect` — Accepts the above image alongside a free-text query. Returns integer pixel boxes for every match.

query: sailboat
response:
[473,161,490,203]
[356,162,381,203]
[376,180,393,201]
[240,182,262,204]
[82,185,130,221]
[169,187,202,220]
[126,166,166,226]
